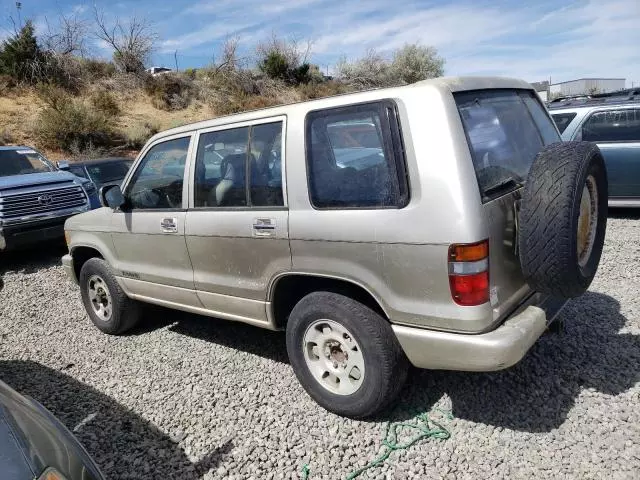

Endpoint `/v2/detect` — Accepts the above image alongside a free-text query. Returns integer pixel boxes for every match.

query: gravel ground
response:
[1,213,639,480]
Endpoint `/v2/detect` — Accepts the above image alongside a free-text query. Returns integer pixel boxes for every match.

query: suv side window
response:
[306,101,408,209]
[125,136,190,210]
[194,121,284,208]
[581,109,640,142]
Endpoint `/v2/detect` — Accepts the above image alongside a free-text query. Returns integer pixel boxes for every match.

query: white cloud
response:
[158,0,640,84]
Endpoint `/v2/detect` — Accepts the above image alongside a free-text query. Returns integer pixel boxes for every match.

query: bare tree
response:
[42,12,89,56]
[212,35,242,74]
[93,7,157,73]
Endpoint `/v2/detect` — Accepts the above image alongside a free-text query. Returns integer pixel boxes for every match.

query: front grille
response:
[0,185,87,220]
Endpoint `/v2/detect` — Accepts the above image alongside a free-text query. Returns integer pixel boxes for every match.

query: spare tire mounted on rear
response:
[518,141,608,298]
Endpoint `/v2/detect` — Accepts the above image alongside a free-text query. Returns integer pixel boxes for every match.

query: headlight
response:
[64,230,71,247]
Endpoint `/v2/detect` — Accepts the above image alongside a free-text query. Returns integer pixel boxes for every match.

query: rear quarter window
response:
[580,108,640,142]
[305,101,408,209]
[551,112,578,134]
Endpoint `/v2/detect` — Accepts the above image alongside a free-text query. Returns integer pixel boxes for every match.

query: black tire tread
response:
[286,292,408,419]
[519,141,607,297]
[79,258,141,335]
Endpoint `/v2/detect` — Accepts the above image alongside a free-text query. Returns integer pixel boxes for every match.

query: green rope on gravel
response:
[301,408,453,480]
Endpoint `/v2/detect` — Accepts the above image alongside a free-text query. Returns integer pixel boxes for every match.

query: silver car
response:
[62,77,608,418]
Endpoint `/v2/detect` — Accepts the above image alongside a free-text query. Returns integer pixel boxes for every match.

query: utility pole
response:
[174,50,179,72]
[15,2,22,28]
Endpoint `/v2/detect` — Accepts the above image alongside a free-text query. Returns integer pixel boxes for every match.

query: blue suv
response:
[0,146,100,251]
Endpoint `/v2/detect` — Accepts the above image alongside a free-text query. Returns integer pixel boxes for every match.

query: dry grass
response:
[0,76,348,160]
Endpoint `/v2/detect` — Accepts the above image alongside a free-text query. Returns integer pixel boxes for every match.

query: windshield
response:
[0,149,55,177]
[455,89,560,201]
[86,161,132,184]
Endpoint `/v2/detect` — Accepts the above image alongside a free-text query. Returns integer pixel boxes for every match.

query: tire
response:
[286,292,408,419]
[79,258,141,335]
[519,141,608,297]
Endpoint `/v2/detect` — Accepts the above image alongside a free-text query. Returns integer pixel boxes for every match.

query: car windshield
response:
[86,161,132,184]
[455,89,560,201]
[0,149,55,177]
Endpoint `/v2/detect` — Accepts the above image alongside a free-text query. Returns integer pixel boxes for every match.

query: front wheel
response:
[286,292,408,419]
[79,258,141,335]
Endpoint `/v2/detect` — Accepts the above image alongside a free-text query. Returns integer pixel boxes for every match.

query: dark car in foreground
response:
[64,157,134,191]
[0,378,104,480]
[0,146,100,252]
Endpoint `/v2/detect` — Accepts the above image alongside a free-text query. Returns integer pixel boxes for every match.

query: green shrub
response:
[298,81,349,100]
[144,73,193,110]
[122,121,159,149]
[81,59,117,81]
[34,85,116,152]
[0,129,14,146]
[258,51,312,85]
[90,90,120,117]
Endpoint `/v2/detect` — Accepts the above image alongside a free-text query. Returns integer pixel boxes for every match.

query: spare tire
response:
[518,141,607,298]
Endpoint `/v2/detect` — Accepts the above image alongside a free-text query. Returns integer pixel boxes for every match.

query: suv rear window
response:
[455,90,560,201]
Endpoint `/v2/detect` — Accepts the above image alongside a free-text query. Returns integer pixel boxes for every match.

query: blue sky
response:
[1,0,639,86]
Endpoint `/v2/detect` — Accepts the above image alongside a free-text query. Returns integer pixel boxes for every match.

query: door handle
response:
[252,218,276,237]
[161,217,178,233]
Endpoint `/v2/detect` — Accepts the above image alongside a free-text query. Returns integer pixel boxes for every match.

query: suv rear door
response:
[110,134,199,307]
[455,89,561,319]
[184,118,290,327]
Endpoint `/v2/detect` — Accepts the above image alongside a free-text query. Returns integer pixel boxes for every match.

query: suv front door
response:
[184,119,290,327]
[110,134,199,307]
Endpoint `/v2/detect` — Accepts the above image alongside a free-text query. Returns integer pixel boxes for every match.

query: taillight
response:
[448,240,489,306]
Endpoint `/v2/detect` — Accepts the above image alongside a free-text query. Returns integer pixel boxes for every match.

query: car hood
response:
[0,380,103,480]
[0,171,82,192]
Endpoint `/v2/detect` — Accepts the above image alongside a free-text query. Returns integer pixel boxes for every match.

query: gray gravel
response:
[1,213,639,480]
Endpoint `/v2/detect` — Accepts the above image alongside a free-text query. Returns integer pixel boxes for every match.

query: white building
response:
[549,78,625,96]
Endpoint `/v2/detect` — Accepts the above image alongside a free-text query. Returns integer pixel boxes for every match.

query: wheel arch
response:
[70,244,105,280]
[268,273,389,330]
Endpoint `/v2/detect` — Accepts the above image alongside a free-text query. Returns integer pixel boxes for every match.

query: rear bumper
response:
[393,293,567,371]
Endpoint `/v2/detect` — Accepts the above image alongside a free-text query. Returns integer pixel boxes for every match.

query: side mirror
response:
[57,161,70,171]
[100,184,125,209]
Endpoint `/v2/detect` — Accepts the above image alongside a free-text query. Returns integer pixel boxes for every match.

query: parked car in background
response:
[549,94,640,207]
[63,77,608,418]
[0,146,99,252]
[64,158,134,192]
[0,378,104,480]
[145,66,172,76]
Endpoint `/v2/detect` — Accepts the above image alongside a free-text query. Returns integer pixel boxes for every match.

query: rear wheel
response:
[79,258,141,335]
[286,292,408,419]
[519,141,608,297]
